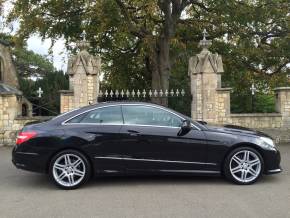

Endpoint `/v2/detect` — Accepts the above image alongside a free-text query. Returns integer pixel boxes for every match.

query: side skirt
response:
[97,169,221,177]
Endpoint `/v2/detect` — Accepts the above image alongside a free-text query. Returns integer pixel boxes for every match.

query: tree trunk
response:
[150,36,170,106]
[147,0,184,106]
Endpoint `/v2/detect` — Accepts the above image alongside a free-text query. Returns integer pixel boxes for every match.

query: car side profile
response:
[12,102,281,189]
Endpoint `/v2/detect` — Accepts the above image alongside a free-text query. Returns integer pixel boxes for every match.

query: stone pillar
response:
[274,87,290,128]
[0,42,19,88]
[60,39,101,113]
[189,32,224,123]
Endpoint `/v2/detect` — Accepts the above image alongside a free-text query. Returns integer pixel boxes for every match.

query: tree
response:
[0,33,55,77]
[13,48,54,78]
[0,33,69,114]
[3,0,289,108]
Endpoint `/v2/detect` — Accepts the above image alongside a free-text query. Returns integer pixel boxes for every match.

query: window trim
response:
[62,105,123,125]
[61,104,201,130]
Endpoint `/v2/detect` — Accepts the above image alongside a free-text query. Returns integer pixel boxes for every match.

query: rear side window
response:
[66,106,123,124]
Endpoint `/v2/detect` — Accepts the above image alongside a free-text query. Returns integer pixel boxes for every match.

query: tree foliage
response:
[13,48,55,77]
[0,33,69,115]
[0,32,55,77]
[2,0,290,111]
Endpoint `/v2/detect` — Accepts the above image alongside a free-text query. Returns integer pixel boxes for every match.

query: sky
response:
[26,35,68,71]
[1,1,68,71]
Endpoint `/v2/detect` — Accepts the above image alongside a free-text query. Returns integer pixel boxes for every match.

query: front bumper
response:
[263,148,282,175]
[267,168,282,174]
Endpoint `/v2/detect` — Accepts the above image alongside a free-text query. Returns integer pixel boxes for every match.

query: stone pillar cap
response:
[274,87,290,91]
[198,29,212,54]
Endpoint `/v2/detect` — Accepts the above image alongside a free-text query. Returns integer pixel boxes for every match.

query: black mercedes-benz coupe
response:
[12,102,281,189]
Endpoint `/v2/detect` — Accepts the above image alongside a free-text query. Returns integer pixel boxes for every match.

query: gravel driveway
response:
[0,145,289,218]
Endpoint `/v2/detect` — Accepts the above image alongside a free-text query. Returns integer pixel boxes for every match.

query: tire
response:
[49,149,91,189]
[224,146,264,185]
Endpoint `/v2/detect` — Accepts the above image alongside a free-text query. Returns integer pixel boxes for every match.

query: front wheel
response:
[224,147,264,185]
[49,150,91,189]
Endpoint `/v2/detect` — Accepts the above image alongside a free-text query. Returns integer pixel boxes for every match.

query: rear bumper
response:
[12,147,48,173]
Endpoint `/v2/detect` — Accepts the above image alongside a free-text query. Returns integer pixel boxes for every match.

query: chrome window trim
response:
[62,122,181,129]
[61,103,201,130]
[94,156,217,166]
[52,107,81,120]
[61,105,122,126]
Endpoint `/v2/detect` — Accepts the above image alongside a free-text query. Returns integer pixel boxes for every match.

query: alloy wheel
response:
[52,153,86,187]
[229,150,261,183]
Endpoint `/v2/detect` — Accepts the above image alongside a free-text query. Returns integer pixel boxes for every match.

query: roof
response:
[50,101,181,124]
[0,83,22,95]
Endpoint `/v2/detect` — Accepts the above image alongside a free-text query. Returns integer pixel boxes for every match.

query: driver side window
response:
[122,105,182,127]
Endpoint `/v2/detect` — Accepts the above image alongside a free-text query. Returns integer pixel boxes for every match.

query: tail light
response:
[16,131,38,145]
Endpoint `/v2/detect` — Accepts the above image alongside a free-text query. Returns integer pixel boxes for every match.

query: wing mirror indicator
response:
[178,120,191,136]
[181,120,191,130]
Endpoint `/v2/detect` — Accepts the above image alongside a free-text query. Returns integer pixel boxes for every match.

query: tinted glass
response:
[122,105,182,127]
[67,106,123,124]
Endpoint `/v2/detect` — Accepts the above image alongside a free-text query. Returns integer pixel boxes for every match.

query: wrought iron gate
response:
[97,89,191,116]
[27,97,59,116]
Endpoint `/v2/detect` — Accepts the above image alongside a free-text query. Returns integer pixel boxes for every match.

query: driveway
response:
[0,145,289,218]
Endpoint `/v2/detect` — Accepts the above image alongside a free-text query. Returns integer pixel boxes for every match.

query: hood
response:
[205,124,271,138]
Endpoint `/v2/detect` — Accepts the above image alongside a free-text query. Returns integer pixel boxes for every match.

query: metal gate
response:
[97,89,191,116]
[27,97,59,116]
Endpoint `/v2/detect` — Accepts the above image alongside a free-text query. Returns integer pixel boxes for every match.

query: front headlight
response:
[260,136,275,150]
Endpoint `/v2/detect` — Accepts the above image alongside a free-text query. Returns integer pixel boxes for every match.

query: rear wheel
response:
[224,147,263,185]
[49,150,91,189]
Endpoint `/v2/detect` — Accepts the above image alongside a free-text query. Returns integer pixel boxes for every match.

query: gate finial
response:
[198,29,212,53]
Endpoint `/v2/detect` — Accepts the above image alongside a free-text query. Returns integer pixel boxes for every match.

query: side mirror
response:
[178,120,191,136]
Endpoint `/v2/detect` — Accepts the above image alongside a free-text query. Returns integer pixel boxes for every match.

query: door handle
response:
[127,130,140,136]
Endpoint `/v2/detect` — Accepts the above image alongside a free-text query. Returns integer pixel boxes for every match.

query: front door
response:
[119,105,209,173]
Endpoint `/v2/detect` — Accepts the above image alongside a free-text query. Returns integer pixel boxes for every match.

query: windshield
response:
[172,111,207,130]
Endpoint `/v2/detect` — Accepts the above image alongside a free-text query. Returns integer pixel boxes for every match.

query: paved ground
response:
[0,146,289,218]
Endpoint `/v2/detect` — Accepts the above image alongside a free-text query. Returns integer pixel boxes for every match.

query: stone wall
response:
[1,94,30,146]
[0,94,51,146]
[189,36,290,143]
[0,115,53,146]
[230,114,282,128]
[0,118,36,146]
[210,87,290,129]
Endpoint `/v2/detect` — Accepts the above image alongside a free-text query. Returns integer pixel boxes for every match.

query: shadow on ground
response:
[7,171,283,191]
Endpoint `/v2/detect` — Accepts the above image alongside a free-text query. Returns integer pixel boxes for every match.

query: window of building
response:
[22,103,28,117]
